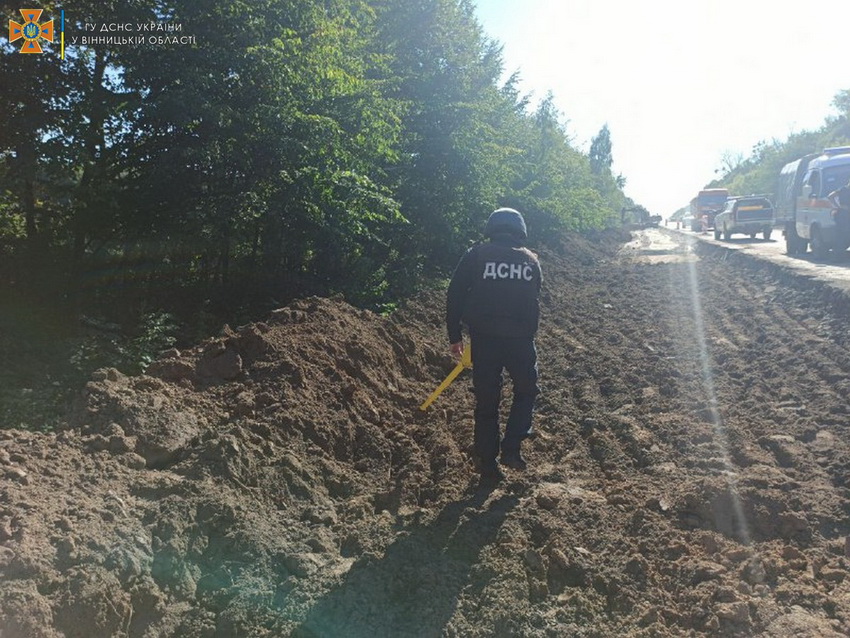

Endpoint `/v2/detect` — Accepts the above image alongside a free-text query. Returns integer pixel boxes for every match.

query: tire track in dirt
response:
[690,247,850,459]
[597,231,850,634]
[681,243,850,546]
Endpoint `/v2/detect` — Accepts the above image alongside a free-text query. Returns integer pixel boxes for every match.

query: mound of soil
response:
[2,228,850,637]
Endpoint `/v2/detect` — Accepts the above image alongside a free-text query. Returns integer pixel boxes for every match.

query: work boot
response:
[500,450,527,471]
[478,461,504,486]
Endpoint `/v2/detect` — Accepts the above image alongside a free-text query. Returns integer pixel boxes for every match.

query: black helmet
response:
[484,208,527,239]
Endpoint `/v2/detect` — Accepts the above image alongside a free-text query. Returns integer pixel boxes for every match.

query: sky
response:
[473,0,850,217]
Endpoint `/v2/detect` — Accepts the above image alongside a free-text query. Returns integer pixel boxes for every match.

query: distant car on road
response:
[714,196,774,241]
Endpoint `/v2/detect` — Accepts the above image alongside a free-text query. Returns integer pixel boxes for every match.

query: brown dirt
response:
[2,228,850,637]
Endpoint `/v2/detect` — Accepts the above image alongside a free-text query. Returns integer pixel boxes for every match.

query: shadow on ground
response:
[293,488,519,637]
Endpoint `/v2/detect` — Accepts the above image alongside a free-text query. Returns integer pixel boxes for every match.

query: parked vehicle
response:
[713,196,774,240]
[689,188,729,231]
[775,147,850,257]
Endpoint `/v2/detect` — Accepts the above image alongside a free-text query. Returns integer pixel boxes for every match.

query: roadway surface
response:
[633,223,850,295]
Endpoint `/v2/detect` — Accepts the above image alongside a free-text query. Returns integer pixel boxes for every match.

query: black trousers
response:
[470,332,539,464]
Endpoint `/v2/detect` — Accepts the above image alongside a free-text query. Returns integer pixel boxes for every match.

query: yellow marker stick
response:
[419,346,472,411]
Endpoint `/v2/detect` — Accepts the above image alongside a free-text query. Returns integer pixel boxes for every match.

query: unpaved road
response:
[2,228,850,637]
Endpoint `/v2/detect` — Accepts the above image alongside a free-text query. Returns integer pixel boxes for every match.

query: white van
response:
[778,147,850,257]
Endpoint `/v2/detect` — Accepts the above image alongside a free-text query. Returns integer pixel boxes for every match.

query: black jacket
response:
[446,236,542,343]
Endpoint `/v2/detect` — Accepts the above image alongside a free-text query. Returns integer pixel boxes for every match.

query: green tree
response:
[372,0,524,292]
[832,90,850,120]
[501,94,619,235]
[589,123,613,174]
[2,0,629,322]
[709,88,850,201]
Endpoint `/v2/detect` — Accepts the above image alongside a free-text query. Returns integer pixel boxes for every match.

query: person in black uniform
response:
[446,208,542,483]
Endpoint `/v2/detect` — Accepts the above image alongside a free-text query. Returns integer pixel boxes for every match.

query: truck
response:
[621,206,662,229]
[713,195,774,241]
[689,188,729,231]
[775,147,850,258]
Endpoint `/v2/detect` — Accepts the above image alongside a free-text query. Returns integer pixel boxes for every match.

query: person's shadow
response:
[292,487,520,637]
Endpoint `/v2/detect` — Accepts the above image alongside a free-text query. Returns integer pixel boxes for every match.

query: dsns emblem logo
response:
[9,9,54,53]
